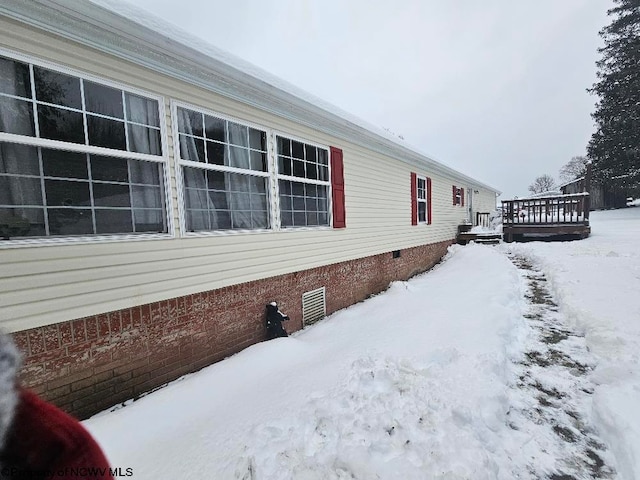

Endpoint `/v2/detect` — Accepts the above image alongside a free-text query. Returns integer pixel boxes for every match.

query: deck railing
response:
[502,193,590,226]
[476,212,491,227]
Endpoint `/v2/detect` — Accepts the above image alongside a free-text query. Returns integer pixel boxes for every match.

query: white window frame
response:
[416,175,428,224]
[272,130,333,231]
[171,100,274,236]
[171,100,334,235]
[0,48,174,248]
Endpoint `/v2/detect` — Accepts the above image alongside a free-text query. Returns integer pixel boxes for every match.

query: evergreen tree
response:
[588,0,640,193]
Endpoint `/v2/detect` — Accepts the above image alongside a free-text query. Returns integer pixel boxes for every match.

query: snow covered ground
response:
[501,206,640,480]
[84,207,640,479]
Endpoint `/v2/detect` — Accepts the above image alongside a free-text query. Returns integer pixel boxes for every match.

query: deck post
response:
[584,161,592,220]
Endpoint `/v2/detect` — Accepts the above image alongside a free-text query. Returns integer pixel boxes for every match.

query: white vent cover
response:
[302,287,326,326]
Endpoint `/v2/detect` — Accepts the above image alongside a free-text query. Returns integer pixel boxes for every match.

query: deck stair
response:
[457,232,502,245]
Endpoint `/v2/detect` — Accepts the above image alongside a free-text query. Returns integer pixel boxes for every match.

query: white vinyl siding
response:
[474,189,499,215]
[0,16,499,333]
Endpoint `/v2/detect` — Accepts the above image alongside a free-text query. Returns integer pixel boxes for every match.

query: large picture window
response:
[0,54,168,240]
[176,106,270,231]
[276,135,330,228]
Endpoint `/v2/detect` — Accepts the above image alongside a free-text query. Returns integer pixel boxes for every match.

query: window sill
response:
[183,225,334,237]
[183,228,273,237]
[280,226,334,232]
[0,232,173,249]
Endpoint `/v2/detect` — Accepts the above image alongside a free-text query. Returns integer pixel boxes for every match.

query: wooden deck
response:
[502,193,591,242]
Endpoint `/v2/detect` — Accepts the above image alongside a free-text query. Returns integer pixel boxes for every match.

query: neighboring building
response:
[526,190,563,198]
[0,1,499,418]
[560,178,627,210]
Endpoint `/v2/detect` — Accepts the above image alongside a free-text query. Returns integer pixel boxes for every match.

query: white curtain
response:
[127,94,160,156]
[179,109,265,230]
[228,145,253,229]
[0,60,42,237]
[128,124,160,156]
[129,160,164,233]
[0,143,42,237]
[182,166,209,230]
[178,108,209,230]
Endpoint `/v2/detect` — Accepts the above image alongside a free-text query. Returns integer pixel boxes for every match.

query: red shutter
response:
[461,188,465,207]
[427,177,432,225]
[452,185,457,205]
[330,146,346,228]
[410,172,417,225]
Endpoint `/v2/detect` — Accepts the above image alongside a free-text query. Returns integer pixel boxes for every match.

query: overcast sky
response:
[125,0,609,199]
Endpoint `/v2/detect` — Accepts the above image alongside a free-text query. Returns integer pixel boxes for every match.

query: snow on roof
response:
[558,177,585,189]
[504,191,589,203]
[89,0,360,125]
[527,190,563,198]
[88,0,442,163]
[0,0,499,194]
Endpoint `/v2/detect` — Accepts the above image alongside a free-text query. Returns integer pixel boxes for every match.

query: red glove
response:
[2,388,114,479]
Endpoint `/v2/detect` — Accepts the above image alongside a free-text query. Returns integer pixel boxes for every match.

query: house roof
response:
[558,177,585,189]
[0,0,500,194]
[525,190,564,198]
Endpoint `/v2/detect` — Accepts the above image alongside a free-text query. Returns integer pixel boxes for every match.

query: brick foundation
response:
[12,240,451,419]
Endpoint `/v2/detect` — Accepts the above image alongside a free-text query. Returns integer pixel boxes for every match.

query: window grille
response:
[0,54,167,240]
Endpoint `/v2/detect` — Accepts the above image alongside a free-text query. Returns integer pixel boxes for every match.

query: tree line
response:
[529,0,639,199]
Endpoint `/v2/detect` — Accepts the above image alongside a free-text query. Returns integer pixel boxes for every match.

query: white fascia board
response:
[0,0,500,195]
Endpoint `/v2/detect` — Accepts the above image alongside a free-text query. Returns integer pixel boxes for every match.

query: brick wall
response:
[12,240,451,419]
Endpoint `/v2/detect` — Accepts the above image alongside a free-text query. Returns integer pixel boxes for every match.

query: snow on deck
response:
[84,207,640,479]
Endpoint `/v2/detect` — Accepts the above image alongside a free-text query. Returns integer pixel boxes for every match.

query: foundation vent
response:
[302,287,326,326]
